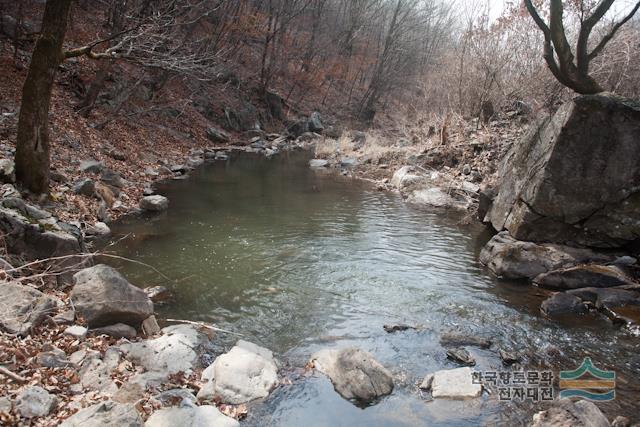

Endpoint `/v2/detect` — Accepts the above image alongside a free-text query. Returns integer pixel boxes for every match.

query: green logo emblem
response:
[559,358,615,401]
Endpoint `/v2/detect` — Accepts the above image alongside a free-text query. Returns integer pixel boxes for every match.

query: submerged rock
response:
[146,405,239,427]
[198,340,278,404]
[59,401,143,427]
[440,333,492,349]
[541,287,640,317]
[479,232,613,280]
[530,398,610,427]
[421,367,482,399]
[311,347,393,403]
[446,348,476,366]
[541,293,589,317]
[0,281,59,335]
[71,264,153,328]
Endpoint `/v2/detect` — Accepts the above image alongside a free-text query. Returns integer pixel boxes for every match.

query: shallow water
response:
[104,150,639,426]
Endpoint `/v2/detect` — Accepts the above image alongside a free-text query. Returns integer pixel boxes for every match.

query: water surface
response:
[105,151,639,426]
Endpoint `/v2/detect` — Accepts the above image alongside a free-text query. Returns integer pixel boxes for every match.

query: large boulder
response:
[140,195,169,212]
[118,324,210,374]
[311,347,393,403]
[488,93,640,248]
[480,232,613,280]
[530,399,610,427]
[145,406,239,427]
[197,340,278,404]
[70,265,153,328]
[59,401,143,427]
[0,282,59,335]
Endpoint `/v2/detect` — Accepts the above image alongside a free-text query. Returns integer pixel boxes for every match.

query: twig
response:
[165,318,243,337]
[0,366,27,383]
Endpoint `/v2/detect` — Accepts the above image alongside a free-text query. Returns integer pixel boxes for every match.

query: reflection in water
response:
[104,151,639,426]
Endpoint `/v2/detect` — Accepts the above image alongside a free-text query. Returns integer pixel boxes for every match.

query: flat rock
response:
[530,398,610,427]
[407,187,466,209]
[197,340,278,404]
[92,323,137,339]
[480,232,613,280]
[541,293,589,317]
[440,333,492,349]
[426,367,482,399]
[309,159,329,168]
[0,281,58,335]
[16,386,58,418]
[64,325,88,339]
[79,358,118,395]
[311,347,393,403]
[533,265,636,290]
[60,401,143,427]
[140,195,169,212]
[37,347,72,368]
[119,324,209,374]
[78,160,104,174]
[70,264,153,328]
[145,405,239,427]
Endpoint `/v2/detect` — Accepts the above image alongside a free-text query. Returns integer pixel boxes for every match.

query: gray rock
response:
[499,349,522,365]
[340,157,357,168]
[0,396,11,412]
[92,323,137,339]
[85,222,111,238]
[59,401,143,427]
[100,168,126,189]
[533,265,636,290]
[541,293,589,317]
[145,405,239,427]
[119,324,209,374]
[311,347,393,403]
[37,346,72,368]
[16,386,58,418]
[462,164,471,175]
[70,264,154,328]
[64,325,88,339]
[488,93,640,248]
[480,232,613,280]
[141,315,161,336]
[446,348,476,366]
[73,179,96,197]
[2,197,52,220]
[308,112,324,133]
[53,309,75,325]
[0,158,15,183]
[407,187,465,209]
[153,389,197,407]
[0,281,58,335]
[144,286,172,304]
[115,372,169,403]
[197,340,278,404]
[440,333,492,349]
[140,195,169,212]
[390,166,425,190]
[423,367,482,399]
[0,207,82,261]
[79,357,118,394]
[309,159,329,168]
[530,398,610,427]
[79,160,104,174]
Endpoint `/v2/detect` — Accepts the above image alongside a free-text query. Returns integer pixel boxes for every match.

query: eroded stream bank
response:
[101,150,639,426]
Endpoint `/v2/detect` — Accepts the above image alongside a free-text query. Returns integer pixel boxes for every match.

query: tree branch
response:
[589,0,640,61]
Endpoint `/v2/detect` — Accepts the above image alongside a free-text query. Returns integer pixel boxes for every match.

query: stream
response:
[103,150,639,426]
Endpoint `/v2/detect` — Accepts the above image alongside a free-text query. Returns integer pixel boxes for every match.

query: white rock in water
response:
[309,159,329,168]
[16,386,58,418]
[426,367,482,399]
[197,340,278,404]
[311,347,393,402]
[145,405,239,427]
[139,195,169,212]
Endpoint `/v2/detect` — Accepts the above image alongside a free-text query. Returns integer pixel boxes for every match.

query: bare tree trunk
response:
[15,0,72,194]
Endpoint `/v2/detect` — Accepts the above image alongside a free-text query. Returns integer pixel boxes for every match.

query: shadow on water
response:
[101,150,639,426]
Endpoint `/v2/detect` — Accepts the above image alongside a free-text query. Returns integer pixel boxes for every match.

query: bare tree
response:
[524,0,640,94]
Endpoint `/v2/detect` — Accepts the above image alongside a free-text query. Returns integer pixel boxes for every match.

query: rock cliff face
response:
[488,93,640,248]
